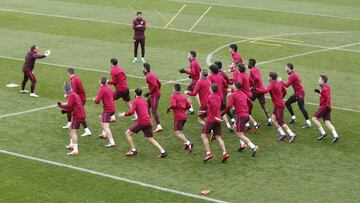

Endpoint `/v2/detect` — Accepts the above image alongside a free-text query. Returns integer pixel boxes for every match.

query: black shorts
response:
[314,107,331,121]
[129,122,153,137]
[236,116,249,133]
[174,120,186,131]
[102,112,114,123]
[203,122,222,136]
[114,89,130,102]
[71,119,86,130]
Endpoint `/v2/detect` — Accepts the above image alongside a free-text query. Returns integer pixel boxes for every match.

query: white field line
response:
[0,104,57,119]
[164,4,187,29]
[1,8,359,53]
[0,8,248,40]
[256,42,360,65]
[0,149,228,203]
[188,6,212,31]
[168,0,360,21]
[205,30,360,66]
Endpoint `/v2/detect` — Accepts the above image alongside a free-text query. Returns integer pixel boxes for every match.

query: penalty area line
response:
[0,149,229,203]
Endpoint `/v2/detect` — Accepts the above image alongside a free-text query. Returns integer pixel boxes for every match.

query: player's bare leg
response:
[201,133,213,162]
[273,114,286,141]
[127,101,138,120]
[63,112,71,129]
[236,132,258,156]
[125,130,137,156]
[186,96,195,114]
[215,135,229,163]
[312,116,328,140]
[249,115,260,133]
[175,131,193,152]
[68,129,79,155]
[325,120,340,143]
[103,123,116,147]
[198,116,205,125]
[98,120,107,139]
[146,137,167,157]
[260,102,272,125]
[281,124,296,143]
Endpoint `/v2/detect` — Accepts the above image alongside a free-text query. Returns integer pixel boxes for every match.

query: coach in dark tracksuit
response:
[132,11,147,63]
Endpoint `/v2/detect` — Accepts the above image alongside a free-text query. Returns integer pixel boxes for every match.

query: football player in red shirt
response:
[119,88,167,158]
[312,75,340,143]
[228,44,243,69]
[255,72,297,143]
[223,82,259,156]
[167,84,193,152]
[62,68,92,137]
[132,11,147,63]
[282,63,311,128]
[94,77,116,147]
[179,51,201,114]
[201,84,229,163]
[58,82,86,156]
[21,45,50,97]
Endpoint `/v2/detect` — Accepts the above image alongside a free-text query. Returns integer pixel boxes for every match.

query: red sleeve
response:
[157,78,162,89]
[71,79,78,93]
[167,96,177,110]
[108,70,117,85]
[223,73,230,84]
[256,83,273,94]
[249,71,255,87]
[94,89,103,104]
[223,95,234,113]
[187,81,200,96]
[282,85,287,97]
[222,78,228,89]
[32,53,46,59]
[125,100,137,116]
[185,63,194,76]
[132,20,136,29]
[324,88,331,108]
[59,95,74,112]
[283,75,293,88]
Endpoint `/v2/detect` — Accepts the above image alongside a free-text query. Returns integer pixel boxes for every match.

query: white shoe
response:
[81,132,92,137]
[29,93,39,98]
[153,125,163,133]
[105,143,117,148]
[62,122,71,129]
[20,90,29,94]
[132,58,138,63]
[141,58,146,63]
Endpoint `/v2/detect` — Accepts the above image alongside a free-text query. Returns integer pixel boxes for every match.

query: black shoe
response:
[332,136,340,143]
[266,122,272,127]
[238,146,246,152]
[317,134,327,140]
[251,146,258,157]
[289,118,296,124]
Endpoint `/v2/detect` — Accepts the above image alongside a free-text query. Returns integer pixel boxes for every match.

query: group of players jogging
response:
[19,10,339,162]
[21,42,340,162]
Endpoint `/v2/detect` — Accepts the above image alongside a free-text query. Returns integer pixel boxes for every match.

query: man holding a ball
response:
[21,45,51,97]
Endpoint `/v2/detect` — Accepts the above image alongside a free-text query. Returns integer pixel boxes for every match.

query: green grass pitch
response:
[0,0,360,202]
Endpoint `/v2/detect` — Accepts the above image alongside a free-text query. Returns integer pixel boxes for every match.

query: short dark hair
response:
[143,63,151,71]
[238,63,246,73]
[100,76,107,84]
[189,51,196,58]
[287,63,294,70]
[209,64,218,74]
[174,83,181,91]
[136,11,142,15]
[234,81,242,89]
[320,75,328,83]
[111,58,118,65]
[229,44,238,52]
[269,72,278,80]
[67,68,75,75]
[211,84,218,93]
[214,61,222,69]
[248,58,256,67]
[201,69,208,77]
[135,88,142,96]
[30,45,37,51]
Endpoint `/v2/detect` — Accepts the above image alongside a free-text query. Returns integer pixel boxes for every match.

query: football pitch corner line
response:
[0,148,229,203]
